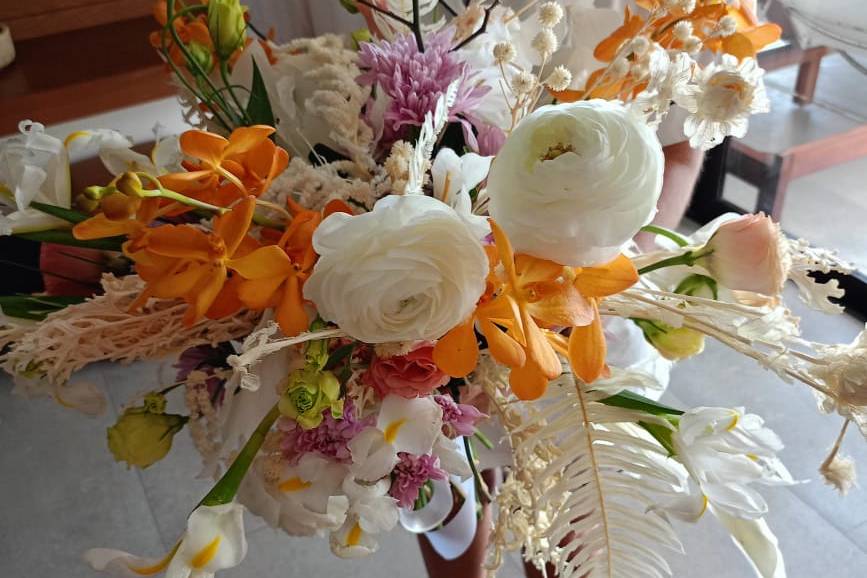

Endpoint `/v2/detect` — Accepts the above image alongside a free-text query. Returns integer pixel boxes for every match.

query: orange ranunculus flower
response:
[434,220,638,401]
[160,126,289,207]
[126,196,257,325]
[229,199,352,337]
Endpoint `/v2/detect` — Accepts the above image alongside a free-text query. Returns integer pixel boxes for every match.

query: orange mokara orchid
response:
[73,197,163,241]
[434,220,638,400]
[435,221,639,399]
[160,126,289,206]
[230,199,352,337]
[704,4,782,59]
[126,196,257,326]
[149,1,214,68]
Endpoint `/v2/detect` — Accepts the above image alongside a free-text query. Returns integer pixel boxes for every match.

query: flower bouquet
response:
[1,1,864,577]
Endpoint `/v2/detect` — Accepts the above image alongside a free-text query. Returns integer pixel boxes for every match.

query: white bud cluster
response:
[538,2,564,28]
[683,35,702,54]
[511,70,538,95]
[673,20,694,41]
[493,41,517,64]
[544,65,573,91]
[611,56,630,78]
[630,36,650,57]
[532,28,559,57]
[718,15,738,37]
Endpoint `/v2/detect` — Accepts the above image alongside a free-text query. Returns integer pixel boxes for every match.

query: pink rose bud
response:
[701,213,788,296]
[363,343,450,399]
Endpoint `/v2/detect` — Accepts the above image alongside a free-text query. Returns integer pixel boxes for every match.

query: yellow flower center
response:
[383,418,407,444]
[190,535,222,569]
[346,522,363,547]
[278,477,312,492]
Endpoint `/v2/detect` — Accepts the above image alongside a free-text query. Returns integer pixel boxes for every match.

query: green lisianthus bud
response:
[186,41,214,74]
[279,368,343,429]
[107,395,187,469]
[635,319,705,361]
[208,0,247,60]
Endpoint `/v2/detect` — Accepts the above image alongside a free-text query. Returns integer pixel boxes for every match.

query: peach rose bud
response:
[700,213,788,296]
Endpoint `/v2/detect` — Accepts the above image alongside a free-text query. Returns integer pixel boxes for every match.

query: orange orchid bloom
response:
[73,197,163,242]
[149,1,214,69]
[704,3,782,59]
[160,126,289,207]
[230,199,352,337]
[434,220,638,400]
[126,196,257,325]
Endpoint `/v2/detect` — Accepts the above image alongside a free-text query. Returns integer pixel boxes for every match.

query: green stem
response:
[220,60,249,125]
[200,403,280,506]
[463,436,491,503]
[473,430,494,450]
[136,174,230,215]
[637,250,708,276]
[640,224,689,248]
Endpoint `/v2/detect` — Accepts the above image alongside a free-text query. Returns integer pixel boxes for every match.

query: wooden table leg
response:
[794,47,828,105]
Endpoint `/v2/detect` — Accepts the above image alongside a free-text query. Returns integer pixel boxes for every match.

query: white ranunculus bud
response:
[304,195,488,344]
[538,2,564,28]
[487,100,664,266]
[543,65,572,91]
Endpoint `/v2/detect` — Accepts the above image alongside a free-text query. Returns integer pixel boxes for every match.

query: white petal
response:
[713,508,787,578]
[377,395,443,456]
[84,548,175,577]
[54,381,108,416]
[173,503,247,574]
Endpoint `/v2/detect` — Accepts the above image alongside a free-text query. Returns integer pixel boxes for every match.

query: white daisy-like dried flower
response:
[493,41,517,64]
[511,70,538,95]
[538,2,564,28]
[820,453,857,495]
[630,36,650,57]
[675,55,769,150]
[680,0,696,12]
[718,15,738,37]
[674,20,694,41]
[543,65,572,91]
[611,56,631,78]
[683,35,703,54]
[531,28,558,57]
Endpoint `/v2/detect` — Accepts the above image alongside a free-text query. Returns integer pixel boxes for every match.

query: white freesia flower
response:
[675,55,769,150]
[266,454,350,535]
[669,407,794,521]
[0,121,70,235]
[431,147,492,239]
[305,194,488,343]
[85,502,247,577]
[487,100,663,266]
[348,394,443,482]
[330,477,399,558]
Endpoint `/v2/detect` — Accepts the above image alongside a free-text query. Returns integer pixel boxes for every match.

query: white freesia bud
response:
[532,28,558,57]
[538,2,564,28]
[718,14,738,37]
[510,70,537,95]
[487,100,663,266]
[544,65,573,91]
[673,20,693,41]
[304,195,488,343]
[683,35,702,54]
[493,41,516,64]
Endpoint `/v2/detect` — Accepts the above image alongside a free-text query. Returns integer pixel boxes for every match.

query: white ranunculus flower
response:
[487,100,664,267]
[304,194,488,344]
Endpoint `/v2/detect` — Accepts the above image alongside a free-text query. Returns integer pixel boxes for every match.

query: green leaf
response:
[30,202,89,224]
[245,60,275,126]
[339,0,360,13]
[599,389,684,416]
[15,229,124,251]
[640,420,677,456]
[0,295,86,320]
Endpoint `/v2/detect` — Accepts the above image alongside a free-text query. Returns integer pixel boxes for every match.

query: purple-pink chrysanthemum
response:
[357,29,489,147]
[434,395,485,438]
[279,399,372,463]
[389,452,448,509]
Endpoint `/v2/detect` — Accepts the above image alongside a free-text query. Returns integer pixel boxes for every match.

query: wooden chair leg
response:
[755,154,793,220]
[794,47,827,105]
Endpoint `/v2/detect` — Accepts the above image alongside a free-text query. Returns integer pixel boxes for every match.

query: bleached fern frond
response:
[482,363,687,578]
[405,79,459,194]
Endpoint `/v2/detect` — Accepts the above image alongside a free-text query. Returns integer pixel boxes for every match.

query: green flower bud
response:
[186,41,215,75]
[278,368,343,429]
[208,0,247,60]
[635,319,705,361]
[107,397,187,469]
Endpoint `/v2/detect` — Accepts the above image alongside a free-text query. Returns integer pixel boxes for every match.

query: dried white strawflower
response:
[493,41,516,64]
[683,35,702,54]
[532,28,559,57]
[674,20,694,41]
[544,65,572,91]
[630,36,650,57]
[820,453,857,495]
[538,2,564,28]
[511,70,538,95]
[611,56,630,78]
[718,14,738,37]
[680,0,696,12]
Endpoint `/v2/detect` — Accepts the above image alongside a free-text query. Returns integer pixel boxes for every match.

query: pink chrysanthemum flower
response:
[389,452,448,509]
[434,395,486,438]
[357,30,489,148]
[279,399,372,463]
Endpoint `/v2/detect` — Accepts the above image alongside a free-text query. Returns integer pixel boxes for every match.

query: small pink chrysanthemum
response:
[357,30,489,147]
[279,399,372,463]
[434,395,486,438]
[389,452,448,509]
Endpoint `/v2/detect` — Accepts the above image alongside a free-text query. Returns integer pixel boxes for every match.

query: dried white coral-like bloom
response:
[674,20,694,41]
[531,28,558,57]
[510,70,538,95]
[493,41,516,65]
[543,65,572,92]
[538,2,564,28]
[820,453,857,495]
[718,15,738,37]
[812,326,867,436]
